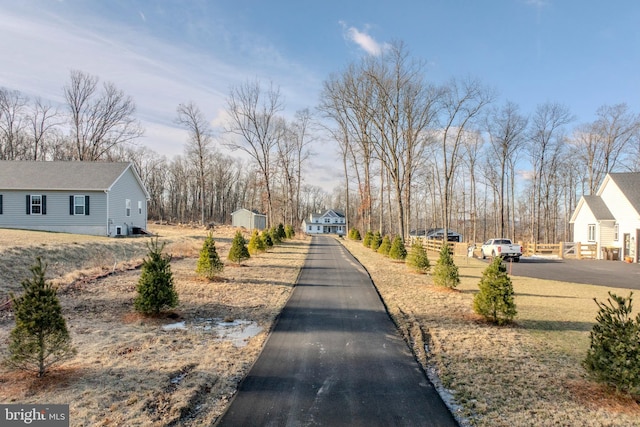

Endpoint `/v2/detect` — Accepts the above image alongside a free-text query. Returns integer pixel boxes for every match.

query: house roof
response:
[310,209,345,220]
[606,173,640,214]
[231,208,266,217]
[0,161,144,193]
[581,195,615,221]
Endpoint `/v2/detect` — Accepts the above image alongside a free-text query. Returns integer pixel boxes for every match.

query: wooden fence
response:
[407,238,598,260]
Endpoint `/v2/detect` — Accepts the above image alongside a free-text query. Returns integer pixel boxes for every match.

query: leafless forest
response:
[2,44,640,243]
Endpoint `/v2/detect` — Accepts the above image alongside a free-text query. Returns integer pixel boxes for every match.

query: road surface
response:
[215,236,458,426]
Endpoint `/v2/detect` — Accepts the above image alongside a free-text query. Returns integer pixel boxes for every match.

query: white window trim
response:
[126,199,131,217]
[588,224,596,242]
[30,194,42,215]
[138,200,142,215]
[74,195,85,215]
[614,223,619,241]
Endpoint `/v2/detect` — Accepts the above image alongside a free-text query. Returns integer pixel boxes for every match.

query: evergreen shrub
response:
[406,240,430,273]
[228,231,251,264]
[370,231,383,251]
[363,230,373,247]
[583,292,640,397]
[134,238,178,315]
[389,236,407,260]
[432,243,460,289]
[6,257,76,377]
[196,232,224,279]
[473,256,517,325]
[378,235,392,256]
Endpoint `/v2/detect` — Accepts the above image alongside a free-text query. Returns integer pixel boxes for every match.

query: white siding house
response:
[231,208,267,230]
[570,172,640,261]
[301,209,346,235]
[0,161,149,237]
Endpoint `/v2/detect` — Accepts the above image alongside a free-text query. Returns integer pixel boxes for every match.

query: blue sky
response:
[1,0,639,186]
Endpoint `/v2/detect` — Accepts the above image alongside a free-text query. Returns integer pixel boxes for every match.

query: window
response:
[614,223,619,241]
[588,224,596,242]
[126,199,131,217]
[317,226,320,231]
[26,195,46,215]
[138,201,142,215]
[324,218,331,223]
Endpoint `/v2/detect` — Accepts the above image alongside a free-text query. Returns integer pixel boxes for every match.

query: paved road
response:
[215,236,457,427]
[501,257,640,290]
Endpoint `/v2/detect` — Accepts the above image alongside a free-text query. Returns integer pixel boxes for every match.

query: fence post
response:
[559,241,564,259]
[576,242,582,260]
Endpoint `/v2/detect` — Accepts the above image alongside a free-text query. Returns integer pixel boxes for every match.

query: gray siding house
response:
[231,208,267,230]
[0,161,149,237]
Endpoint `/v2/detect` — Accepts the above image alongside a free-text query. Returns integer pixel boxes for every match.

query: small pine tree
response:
[196,232,224,279]
[432,243,460,289]
[363,230,373,247]
[262,229,274,249]
[389,236,407,260]
[370,231,383,251]
[285,225,295,239]
[277,223,286,240]
[378,235,392,256]
[6,257,76,377]
[349,228,361,240]
[583,292,640,396]
[473,256,517,325]
[270,227,282,245]
[248,229,266,255]
[134,238,178,315]
[228,231,250,264]
[406,240,430,273]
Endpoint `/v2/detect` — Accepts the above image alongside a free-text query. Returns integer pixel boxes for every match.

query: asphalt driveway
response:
[501,257,640,290]
[215,236,457,426]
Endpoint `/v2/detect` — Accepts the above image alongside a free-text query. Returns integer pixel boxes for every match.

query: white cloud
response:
[340,22,388,56]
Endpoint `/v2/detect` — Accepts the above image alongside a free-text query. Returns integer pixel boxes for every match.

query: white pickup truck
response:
[481,238,522,262]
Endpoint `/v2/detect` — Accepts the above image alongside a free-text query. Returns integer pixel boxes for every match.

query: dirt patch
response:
[0,225,309,426]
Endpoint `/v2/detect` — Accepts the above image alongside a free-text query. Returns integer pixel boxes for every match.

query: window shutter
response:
[85,196,90,215]
[70,196,74,215]
[26,195,30,215]
[0,194,3,214]
[42,195,46,215]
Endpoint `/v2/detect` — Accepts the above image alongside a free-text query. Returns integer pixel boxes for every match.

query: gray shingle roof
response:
[582,195,615,221]
[0,161,132,191]
[608,172,640,214]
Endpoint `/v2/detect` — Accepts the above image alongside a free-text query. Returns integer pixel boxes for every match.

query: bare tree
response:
[27,98,61,160]
[485,101,528,237]
[527,102,573,243]
[575,104,640,193]
[64,70,143,161]
[176,101,214,225]
[436,77,494,240]
[0,88,28,160]
[365,42,440,240]
[224,80,284,227]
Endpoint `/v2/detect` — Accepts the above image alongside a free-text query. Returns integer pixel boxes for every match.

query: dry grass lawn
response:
[0,225,309,426]
[340,238,640,427]
[2,226,640,426]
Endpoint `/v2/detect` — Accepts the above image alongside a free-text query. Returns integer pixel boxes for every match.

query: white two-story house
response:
[301,209,346,235]
[570,172,640,262]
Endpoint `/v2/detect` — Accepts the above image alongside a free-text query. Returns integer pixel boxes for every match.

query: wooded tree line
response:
[0,71,327,228]
[319,42,640,244]
[2,47,640,243]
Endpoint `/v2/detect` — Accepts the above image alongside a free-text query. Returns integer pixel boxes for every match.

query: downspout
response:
[105,189,110,237]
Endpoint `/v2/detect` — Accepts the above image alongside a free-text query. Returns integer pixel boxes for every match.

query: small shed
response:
[231,208,267,230]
